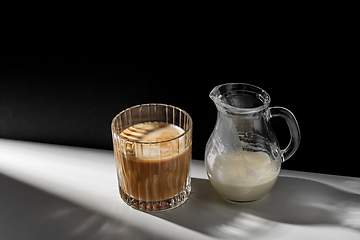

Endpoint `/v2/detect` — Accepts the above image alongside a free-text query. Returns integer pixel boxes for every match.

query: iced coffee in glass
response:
[111,104,192,211]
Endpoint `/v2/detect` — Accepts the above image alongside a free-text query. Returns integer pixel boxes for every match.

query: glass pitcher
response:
[205,83,301,203]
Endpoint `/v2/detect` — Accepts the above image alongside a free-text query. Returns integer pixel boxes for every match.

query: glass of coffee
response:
[111,104,193,211]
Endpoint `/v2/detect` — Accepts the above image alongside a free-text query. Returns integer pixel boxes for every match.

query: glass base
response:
[119,185,191,212]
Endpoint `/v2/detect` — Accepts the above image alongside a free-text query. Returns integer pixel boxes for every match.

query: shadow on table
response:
[0,173,165,240]
[151,176,360,239]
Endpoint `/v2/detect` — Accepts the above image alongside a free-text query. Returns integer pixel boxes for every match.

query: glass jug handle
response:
[269,107,301,161]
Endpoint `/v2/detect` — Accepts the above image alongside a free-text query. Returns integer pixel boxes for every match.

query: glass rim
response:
[111,103,193,144]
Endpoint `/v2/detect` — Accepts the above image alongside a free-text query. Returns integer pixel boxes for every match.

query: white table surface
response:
[1,138,360,240]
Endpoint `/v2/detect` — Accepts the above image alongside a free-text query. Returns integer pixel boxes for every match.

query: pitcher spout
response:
[209,83,271,114]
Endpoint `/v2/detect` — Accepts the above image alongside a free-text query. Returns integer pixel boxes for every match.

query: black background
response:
[0,24,354,178]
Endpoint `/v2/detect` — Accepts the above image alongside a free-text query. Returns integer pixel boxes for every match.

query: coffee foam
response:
[141,124,184,143]
[119,122,187,160]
